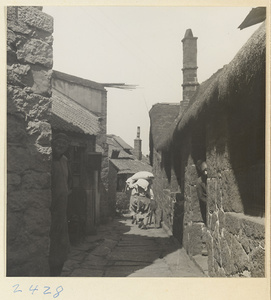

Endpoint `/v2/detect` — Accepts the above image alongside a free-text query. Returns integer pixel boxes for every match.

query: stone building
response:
[108,127,152,215]
[51,88,103,240]
[6,6,109,276]
[7,6,53,276]
[51,70,109,223]
[149,103,180,232]
[149,24,266,277]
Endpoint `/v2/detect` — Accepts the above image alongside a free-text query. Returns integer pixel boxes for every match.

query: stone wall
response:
[151,111,265,277]
[7,6,53,276]
[205,112,265,277]
[180,111,265,277]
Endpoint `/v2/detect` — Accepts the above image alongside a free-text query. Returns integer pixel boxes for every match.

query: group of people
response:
[126,176,155,230]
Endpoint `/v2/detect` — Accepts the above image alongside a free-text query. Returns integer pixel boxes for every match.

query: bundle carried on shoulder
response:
[131,171,154,181]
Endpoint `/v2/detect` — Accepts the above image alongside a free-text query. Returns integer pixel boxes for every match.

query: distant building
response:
[107,127,152,215]
[149,23,265,277]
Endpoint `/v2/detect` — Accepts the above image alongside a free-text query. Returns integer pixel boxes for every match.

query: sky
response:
[42,6,258,155]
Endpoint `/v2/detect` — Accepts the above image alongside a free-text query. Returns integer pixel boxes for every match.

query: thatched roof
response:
[158,22,266,152]
[149,103,180,152]
[157,68,223,151]
[238,7,266,30]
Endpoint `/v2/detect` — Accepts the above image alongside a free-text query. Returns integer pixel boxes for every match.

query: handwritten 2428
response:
[12,284,63,298]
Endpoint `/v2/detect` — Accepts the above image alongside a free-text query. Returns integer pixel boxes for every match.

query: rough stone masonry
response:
[7,6,53,276]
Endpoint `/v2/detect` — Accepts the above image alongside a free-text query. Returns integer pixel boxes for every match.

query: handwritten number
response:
[53,286,63,298]
[12,284,22,293]
[44,286,51,295]
[29,285,39,295]
[13,284,63,297]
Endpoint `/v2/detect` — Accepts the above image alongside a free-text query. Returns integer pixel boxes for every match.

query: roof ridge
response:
[53,70,106,91]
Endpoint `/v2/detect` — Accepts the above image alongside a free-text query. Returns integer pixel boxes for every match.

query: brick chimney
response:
[134,126,142,160]
[180,29,199,114]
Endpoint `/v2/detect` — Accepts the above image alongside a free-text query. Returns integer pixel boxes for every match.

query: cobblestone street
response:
[61,216,206,277]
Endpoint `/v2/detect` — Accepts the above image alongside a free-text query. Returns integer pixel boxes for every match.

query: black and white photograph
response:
[3,1,270,299]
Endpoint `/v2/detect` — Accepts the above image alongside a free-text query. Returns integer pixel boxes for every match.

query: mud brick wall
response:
[7,6,53,276]
[205,113,265,277]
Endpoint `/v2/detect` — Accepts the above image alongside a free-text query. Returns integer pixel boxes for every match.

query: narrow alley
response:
[61,216,206,277]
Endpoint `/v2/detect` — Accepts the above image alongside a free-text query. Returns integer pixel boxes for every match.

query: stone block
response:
[7,115,28,144]
[250,247,265,277]
[7,211,24,243]
[207,178,217,213]
[213,236,221,267]
[210,211,218,231]
[191,188,203,222]
[217,267,226,277]
[17,38,53,68]
[8,81,52,119]
[30,65,53,96]
[7,173,21,186]
[7,29,17,47]
[36,122,52,146]
[21,170,50,189]
[185,223,204,256]
[8,64,52,98]
[18,6,53,33]
[7,46,18,65]
[230,234,249,273]
[184,182,191,198]
[7,145,31,173]
[7,189,51,213]
[24,207,51,235]
[218,209,225,233]
[220,238,234,276]
[7,6,17,21]
[7,64,31,87]
[239,235,250,254]
[206,231,213,268]
[7,8,33,36]
[225,212,242,236]
[241,217,265,240]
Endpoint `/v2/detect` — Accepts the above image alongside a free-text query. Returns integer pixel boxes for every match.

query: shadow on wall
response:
[226,89,265,217]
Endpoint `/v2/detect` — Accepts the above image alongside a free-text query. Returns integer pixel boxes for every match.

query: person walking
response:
[136,179,154,229]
